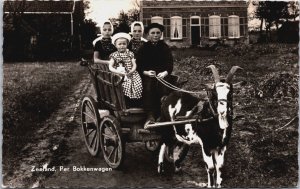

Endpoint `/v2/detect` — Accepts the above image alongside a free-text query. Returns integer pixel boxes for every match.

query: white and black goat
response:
[157,65,242,188]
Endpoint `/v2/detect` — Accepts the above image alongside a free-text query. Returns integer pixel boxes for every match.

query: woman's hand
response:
[143,70,156,77]
[157,71,168,79]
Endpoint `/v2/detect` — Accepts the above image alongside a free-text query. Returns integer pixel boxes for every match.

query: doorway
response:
[191,26,200,45]
[190,16,201,46]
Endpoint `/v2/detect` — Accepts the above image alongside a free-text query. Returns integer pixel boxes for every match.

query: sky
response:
[85,0,136,26]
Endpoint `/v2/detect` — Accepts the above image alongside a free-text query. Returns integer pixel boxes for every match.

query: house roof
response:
[4,0,79,14]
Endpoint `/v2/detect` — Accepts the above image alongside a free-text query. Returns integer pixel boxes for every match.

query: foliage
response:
[113,8,140,34]
[255,73,298,99]
[80,19,98,49]
[288,1,299,21]
[172,44,298,187]
[254,1,298,42]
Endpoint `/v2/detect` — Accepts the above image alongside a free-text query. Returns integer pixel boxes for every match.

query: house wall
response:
[141,0,248,47]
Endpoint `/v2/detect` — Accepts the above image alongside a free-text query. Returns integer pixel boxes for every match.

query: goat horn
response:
[226,66,243,83]
[206,65,220,83]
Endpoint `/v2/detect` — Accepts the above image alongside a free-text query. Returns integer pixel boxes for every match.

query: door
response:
[191,26,200,45]
[190,16,201,46]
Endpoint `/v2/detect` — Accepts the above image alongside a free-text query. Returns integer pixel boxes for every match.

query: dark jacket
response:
[136,40,173,77]
[94,39,117,60]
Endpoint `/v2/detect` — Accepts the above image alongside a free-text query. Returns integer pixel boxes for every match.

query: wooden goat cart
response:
[80,60,204,169]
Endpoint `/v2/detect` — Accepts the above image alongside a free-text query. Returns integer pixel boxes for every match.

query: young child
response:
[109,32,143,107]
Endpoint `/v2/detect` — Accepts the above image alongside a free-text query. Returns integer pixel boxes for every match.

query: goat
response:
[156,65,242,188]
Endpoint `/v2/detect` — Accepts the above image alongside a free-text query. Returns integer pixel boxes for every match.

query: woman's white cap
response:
[100,20,114,35]
[130,21,144,34]
[111,32,132,45]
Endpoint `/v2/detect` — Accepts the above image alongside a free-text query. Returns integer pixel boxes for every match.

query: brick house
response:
[140,0,248,47]
[3,0,84,60]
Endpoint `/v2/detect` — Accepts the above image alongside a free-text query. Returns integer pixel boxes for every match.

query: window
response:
[170,16,182,40]
[143,18,151,28]
[182,18,187,38]
[201,17,209,37]
[164,18,170,38]
[221,17,228,37]
[228,15,240,38]
[209,15,221,39]
[239,17,247,37]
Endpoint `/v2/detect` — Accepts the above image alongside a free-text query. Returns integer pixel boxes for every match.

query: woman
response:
[93,21,117,64]
[128,21,147,56]
[136,23,174,125]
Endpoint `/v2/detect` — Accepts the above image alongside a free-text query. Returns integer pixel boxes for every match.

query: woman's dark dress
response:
[136,40,173,118]
[128,38,145,57]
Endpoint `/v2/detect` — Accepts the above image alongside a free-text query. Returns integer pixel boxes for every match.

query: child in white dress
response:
[109,33,143,107]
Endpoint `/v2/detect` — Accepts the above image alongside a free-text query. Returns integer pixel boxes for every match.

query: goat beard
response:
[219,115,229,129]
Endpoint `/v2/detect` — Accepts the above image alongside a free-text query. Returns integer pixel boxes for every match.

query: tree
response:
[288,1,299,21]
[80,19,97,49]
[113,7,140,34]
[255,1,289,42]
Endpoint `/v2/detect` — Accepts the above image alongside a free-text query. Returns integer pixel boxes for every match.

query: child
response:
[128,21,147,56]
[94,21,117,64]
[109,32,143,108]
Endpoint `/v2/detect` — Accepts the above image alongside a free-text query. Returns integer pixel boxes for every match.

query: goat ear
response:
[206,65,220,83]
[226,66,243,83]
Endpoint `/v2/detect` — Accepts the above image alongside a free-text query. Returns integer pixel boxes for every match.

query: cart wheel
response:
[99,115,125,169]
[81,96,101,156]
[145,140,161,152]
[164,145,174,163]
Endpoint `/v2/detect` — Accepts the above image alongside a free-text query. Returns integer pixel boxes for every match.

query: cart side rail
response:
[90,63,127,111]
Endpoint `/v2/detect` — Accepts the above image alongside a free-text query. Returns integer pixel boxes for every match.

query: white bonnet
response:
[111,32,132,45]
[130,21,144,34]
[100,20,114,35]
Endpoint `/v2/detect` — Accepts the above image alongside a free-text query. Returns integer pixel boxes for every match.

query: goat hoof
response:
[157,163,164,174]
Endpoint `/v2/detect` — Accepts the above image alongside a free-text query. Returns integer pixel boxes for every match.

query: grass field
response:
[3,62,86,158]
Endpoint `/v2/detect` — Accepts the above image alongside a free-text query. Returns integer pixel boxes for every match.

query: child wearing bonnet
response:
[108,32,143,108]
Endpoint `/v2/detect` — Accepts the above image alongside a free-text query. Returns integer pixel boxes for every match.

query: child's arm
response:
[108,59,126,76]
[127,58,137,75]
[94,51,111,65]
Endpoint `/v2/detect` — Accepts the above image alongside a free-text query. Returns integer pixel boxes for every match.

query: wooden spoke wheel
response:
[99,116,125,169]
[81,96,101,156]
[145,140,161,152]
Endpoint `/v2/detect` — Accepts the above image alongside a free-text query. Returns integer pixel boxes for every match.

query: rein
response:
[155,76,205,94]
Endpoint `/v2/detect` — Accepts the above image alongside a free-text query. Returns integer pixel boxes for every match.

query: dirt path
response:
[3,73,92,188]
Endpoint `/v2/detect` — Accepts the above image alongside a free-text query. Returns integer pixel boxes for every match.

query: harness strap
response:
[218,99,228,103]
[208,99,218,118]
[155,77,205,94]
